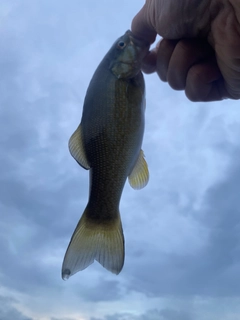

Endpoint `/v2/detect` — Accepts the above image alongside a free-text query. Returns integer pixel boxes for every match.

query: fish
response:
[62,30,150,279]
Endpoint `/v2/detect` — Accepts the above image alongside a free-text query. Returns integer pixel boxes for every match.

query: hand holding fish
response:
[131,0,240,102]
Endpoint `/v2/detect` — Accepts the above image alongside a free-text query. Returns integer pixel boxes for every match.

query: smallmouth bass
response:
[62,30,150,279]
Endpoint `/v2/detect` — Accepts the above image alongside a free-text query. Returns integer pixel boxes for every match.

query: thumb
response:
[229,0,240,24]
[131,1,157,44]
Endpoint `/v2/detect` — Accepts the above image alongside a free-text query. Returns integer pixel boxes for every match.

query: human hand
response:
[131,0,240,101]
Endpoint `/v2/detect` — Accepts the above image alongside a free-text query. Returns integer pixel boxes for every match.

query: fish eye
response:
[118,41,126,49]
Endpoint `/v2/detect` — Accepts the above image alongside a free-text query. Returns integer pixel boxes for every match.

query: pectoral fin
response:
[68,125,90,170]
[128,150,149,190]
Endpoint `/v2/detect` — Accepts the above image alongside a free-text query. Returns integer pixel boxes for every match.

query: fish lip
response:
[130,36,150,49]
[125,30,150,49]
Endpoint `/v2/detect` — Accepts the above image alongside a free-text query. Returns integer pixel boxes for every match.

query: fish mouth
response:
[116,60,141,72]
[118,60,139,66]
[126,30,150,49]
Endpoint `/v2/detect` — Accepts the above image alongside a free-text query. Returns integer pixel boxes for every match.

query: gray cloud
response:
[0,0,84,296]
[160,308,193,320]
[51,318,76,320]
[123,143,240,298]
[0,296,32,320]
[76,279,123,302]
[90,308,194,320]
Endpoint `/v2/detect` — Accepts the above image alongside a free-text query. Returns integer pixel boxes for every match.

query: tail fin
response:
[62,207,124,279]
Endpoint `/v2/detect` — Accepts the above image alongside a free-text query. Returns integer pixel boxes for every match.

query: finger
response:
[216,41,240,99]
[141,50,157,74]
[229,0,240,24]
[211,0,240,99]
[185,58,228,101]
[131,1,157,44]
[166,39,215,90]
[156,39,179,81]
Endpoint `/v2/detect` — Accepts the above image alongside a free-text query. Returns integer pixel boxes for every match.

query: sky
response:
[1,0,240,319]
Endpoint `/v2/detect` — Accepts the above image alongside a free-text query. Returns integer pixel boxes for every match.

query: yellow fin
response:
[68,125,90,170]
[62,207,124,279]
[128,150,149,190]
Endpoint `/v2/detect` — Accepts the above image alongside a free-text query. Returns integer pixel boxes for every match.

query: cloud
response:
[160,308,193,320]
[121,141,240,298]
[0,295,32,320]
[75,279,123,302]
[90,308,194,320]
[51,318,76,320]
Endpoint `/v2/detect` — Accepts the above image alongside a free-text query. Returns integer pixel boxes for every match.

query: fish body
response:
[62,30,149,279]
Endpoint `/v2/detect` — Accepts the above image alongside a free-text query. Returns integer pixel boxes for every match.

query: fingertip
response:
[142,50,157,74]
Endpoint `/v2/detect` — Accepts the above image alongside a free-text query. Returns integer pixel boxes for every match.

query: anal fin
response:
[128,149,149,190]
[68,125,90,170]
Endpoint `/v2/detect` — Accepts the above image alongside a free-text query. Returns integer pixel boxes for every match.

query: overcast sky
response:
[1,1,240,320]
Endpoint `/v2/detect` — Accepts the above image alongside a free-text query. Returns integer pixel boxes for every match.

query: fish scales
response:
[84,75,145,212]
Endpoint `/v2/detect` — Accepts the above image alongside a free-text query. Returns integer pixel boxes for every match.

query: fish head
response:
[109,30,150,79]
